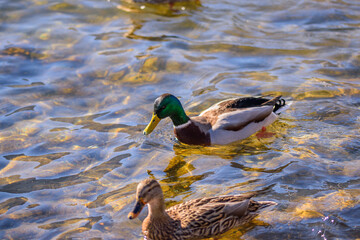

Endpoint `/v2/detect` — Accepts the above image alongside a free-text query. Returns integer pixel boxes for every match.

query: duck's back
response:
[200,96,284,120]
[165,194,261,239]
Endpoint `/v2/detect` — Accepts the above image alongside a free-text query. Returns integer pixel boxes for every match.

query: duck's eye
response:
[160,106,166,110]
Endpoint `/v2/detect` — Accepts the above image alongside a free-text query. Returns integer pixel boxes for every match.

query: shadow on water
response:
[230,161,295,174]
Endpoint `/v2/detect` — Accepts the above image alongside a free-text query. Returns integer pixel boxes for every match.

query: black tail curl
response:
[273,98,286,113]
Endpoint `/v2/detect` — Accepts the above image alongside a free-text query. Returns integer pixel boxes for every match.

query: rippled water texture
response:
[1,0,360,239]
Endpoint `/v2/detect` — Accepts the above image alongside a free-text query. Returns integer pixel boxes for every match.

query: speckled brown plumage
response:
[129,179,276,240]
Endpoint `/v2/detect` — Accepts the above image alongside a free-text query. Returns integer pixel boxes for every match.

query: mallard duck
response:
[128,179,276,240]
[143,94,287,145]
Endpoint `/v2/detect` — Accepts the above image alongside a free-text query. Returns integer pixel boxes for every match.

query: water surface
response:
[0,0,360,239]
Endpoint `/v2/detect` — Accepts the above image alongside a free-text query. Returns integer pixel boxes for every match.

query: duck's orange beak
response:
[128,198,145,220]
[143,113,161,135]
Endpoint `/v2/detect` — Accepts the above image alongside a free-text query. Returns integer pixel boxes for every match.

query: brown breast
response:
[174,119,211,146]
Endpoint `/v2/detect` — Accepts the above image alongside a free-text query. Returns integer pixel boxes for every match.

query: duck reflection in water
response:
[118,0,201,12]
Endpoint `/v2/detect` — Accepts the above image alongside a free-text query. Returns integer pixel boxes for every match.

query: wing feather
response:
[212,105,274,131]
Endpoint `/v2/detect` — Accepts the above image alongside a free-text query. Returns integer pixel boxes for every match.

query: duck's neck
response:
[147,196,169,220]
[170,107,190,126]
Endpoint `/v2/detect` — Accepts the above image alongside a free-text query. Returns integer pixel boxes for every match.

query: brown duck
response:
[143,94,287,145]
[128,179,276,240]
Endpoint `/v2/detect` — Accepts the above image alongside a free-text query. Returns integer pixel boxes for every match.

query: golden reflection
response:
[245,72,278,82]
[0,126,41,153]
[224,179,262,195]
[1,46,46,60]
[86,182,138,212]
[0,197,28,215]
[293,189,360,219]
[33,0,48,6]
[0,175,22,186]
[162,174,208,206]
[114,141,140,152]
[209,220,268,240]
[295,89,356,100]
[172,137,271,160]
[7,82,45,88]
[48,2,79,12]
[117,0,201,15]
[39,217,101,229]
[293,76,360,101]
[43,216,103,239]
[163,155,195,177]
[261,189,360,223]
[3,152,70,168]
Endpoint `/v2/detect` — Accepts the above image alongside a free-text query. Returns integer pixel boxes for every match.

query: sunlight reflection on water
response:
[0,0,360,239]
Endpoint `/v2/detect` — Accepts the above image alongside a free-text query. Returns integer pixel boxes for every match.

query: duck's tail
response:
[248,200,277,215]
[257,200,277,210]
[274,97,291,114]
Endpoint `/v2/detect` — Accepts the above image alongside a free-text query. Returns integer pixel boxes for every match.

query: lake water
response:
[0,0,360,239]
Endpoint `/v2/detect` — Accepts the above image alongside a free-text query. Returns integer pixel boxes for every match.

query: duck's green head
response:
[143,93,189,135]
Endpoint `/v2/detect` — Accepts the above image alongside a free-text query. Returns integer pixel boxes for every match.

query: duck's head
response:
[128,179,163,219]
[143,93,189,135]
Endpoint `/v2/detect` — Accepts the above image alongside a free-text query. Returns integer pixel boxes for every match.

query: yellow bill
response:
[143,113,161,135]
